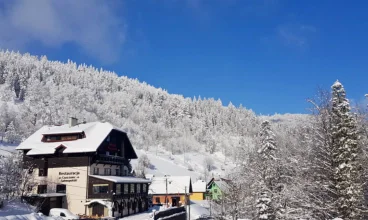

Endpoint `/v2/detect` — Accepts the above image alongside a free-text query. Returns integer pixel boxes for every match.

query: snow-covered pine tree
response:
[255,120,277,220]
[258,121,277,160]
[256,191,274,220]
[331,80,365,219]
[4,121,19,143]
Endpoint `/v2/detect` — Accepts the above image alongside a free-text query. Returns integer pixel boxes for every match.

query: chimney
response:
[69,117,78,127]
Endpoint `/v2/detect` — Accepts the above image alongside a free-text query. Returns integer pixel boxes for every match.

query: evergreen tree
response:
[258,120,277,160]
[256,191,274,220]
[4,121,19,143]
[331,80,365,219]
[255,120,277,220]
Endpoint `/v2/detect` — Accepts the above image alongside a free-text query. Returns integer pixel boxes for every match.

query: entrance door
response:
[92,203,105,216]
[49,197,62,209]
[172,197,180,207]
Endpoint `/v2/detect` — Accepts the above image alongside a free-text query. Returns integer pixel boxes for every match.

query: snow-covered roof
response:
[149,176,192,195]
[85,199,112,208]
[16,121,136,156]
[214,180,230,192]
[207,178,230,192]
[192,180,206,193]
[37,193,66,198]
[89,175,151,183]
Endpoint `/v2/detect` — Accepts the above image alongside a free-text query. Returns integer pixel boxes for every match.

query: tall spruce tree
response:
[331,80,365,219]
[256,120,277,220]
[258,120,277,160]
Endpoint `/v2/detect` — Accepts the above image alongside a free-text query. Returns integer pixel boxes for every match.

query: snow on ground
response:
[189,201,210,220]
[0,199,58,220]
[133,147,236,181]
[0,143,17,157]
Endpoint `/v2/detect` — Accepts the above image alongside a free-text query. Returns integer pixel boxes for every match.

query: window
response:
[123,184,129,194]
[130,184,135,193]
[38,168,47,177]
[93,184,109,194]
[142,184,147,193]
[43,133,83,142]
[124,170,128,176]
[37,185,47,194]
[116,184,121,194]
[214,189,218,193]
[46,135,61,142]
[155,197,160,203]
[116,169,120,176]
[104,168,111,175]
[61,135,78,141]
[93,167,99,175]
[106,151,110,156]
[137,184,141,193]
[56,184,66,193]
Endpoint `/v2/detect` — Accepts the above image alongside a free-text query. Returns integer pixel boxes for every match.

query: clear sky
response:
[0,0,367,114]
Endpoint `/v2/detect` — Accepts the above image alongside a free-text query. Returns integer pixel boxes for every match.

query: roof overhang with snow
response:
[30,193,66,198]
[16,121,138,158]
[89,175,151,184]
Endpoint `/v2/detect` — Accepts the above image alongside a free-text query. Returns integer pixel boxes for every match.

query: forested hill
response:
[0,51,304,160]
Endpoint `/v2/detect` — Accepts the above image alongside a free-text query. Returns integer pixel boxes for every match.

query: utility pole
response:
[209,198,212,216]
[185,186,188,220]
[165,177,168,208]
[185,186,190,220]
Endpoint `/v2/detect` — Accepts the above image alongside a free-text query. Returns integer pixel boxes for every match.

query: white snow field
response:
[0,200,59,220]
[132,147,236,181]
[0,143,17,157]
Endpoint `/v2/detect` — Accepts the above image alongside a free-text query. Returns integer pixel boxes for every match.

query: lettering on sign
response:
[59,171,80,183]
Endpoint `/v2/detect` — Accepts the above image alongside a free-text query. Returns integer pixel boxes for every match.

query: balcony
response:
[94,154,127,165]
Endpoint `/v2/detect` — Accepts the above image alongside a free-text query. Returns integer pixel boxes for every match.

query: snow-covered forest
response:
[1,51,368,219]
[0,51,265,158]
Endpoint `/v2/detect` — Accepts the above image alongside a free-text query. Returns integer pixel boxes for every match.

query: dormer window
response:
[42,132,85,142]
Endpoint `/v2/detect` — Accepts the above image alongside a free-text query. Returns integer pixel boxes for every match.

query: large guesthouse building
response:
[16,118,150,218]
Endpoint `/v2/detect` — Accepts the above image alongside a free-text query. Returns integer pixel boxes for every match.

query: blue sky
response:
[0,0,367,114]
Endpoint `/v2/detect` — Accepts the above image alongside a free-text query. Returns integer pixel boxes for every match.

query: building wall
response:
[190,192,204,201]
[47,165,89,215]
[208,183,222,201]
[152,195,187,207]
[28,156,90,215]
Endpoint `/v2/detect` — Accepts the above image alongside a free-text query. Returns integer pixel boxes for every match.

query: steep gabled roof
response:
[207,178,230,192]
[148,176,192,195]
[16,121,137,157]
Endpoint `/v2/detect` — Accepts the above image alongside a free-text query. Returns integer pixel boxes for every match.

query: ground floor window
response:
[155,197,160,203]
[56,184,66,193]
[123,184,129,194]
[37,185,47,194]
[93,184,109,194]
[116,184,121,194]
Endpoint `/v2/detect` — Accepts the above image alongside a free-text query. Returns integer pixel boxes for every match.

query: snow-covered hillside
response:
[133,147,236,181]
[0,143,16,157]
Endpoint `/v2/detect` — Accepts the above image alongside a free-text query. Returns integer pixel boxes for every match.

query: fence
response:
[153,206,186,220]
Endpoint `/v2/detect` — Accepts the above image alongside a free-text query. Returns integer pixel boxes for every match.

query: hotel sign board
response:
[59,171,80,183]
